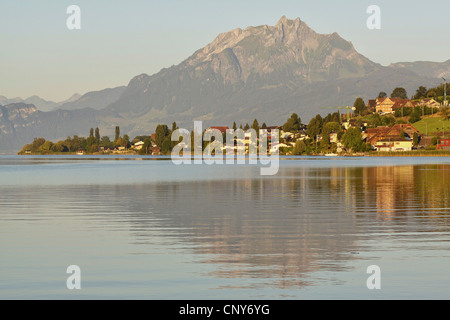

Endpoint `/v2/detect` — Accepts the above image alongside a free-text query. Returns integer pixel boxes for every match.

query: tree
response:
[95,127,100,144]
[51,141,67,153]
[31,137,46,152]
[381,115,396,127]
[138,138,153,155]
[155,124,170,147]
[440,107,450,120]
[342,127,364,152]
[415,86,427,99]
[261,122,267,129]
[409,110,422,123]
[123,134,130,148]
[115,126,120,142]
[89,128,94,138]
[70,135,81,152]
[100,136,112,148]
[233,122,237,131]
[431,136,438,145]
[171,122,178,133]
[391,87,408,99]
[306,115,323,140]
[292,140,306,155]
[39,140,53,153]
[282,113,301,132]
[413,132,419,146]
[427,89,436,98]
[244,123,250,131]
[251,118,260,132]
[86,136,97,150]
[161,136,172,154]
[115,137,124,148]
[378,92,387,98]
[353,98,366,116]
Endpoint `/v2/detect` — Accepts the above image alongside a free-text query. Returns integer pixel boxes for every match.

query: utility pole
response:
[443,78,447,107]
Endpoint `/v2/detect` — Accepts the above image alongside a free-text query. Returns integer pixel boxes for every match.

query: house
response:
[209,126,229,133]
[374,138,413,152]
[270,142,290,153]
[151,147,161,155]
[366,124,419,146]
[420,98,440,108]
[265,126,281,131]
[330,132,338,143]
[133,141,145,150]
[375,97,415,114]
[366,126,391,145]
[281,132,294,140]
[437,139,450,150]
[388,124,419,137]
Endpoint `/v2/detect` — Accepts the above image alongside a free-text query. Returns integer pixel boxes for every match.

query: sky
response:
[1,0,449,102]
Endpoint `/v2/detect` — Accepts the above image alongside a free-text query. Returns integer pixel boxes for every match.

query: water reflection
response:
[1,161,449,297]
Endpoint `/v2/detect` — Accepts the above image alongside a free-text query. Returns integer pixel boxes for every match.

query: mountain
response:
[56,87,126,111]
[390,60,450,79]
[0,93,82,112]
[0,103,98,153]
[0,16,444,153]
[103,16,439,131]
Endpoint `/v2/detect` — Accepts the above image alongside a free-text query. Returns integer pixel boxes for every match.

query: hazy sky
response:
[1,0,449,101]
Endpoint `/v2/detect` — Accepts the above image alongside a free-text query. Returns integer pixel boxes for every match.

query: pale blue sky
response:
[1,0,449,101]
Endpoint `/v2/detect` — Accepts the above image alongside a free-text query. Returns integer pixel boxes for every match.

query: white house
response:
[133,141,145,150]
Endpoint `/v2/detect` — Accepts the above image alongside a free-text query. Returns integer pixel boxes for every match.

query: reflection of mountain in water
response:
[54,164,448,290]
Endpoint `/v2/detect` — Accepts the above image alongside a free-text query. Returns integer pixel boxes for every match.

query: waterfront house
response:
[366,124,418,147]
[437,139,450,150]
[133,141,145,150]
[374,138,413,152]
[151,147,161,155]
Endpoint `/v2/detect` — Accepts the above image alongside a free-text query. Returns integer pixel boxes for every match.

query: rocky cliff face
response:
[185,16,378,84]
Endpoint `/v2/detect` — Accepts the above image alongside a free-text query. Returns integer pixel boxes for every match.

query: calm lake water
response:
[0,155,449,299]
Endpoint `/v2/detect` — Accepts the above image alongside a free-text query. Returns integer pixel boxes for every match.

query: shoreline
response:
[9,151,450,158]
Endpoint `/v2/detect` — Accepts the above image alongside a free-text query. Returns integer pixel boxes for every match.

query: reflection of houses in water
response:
[372,166,415,219]
[84,164,450,291]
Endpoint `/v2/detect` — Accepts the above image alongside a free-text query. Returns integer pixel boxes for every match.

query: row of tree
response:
[19,126,133,154]
[376,84,450,102]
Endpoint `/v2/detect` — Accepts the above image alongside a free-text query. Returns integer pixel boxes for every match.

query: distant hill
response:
[0,16,444,153]
[0,103,98,153]
[56,87,126,111]
[390,60,450,79]
[0,93,82,112]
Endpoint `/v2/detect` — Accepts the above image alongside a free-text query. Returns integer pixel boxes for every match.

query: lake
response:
[0,155,449,299]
